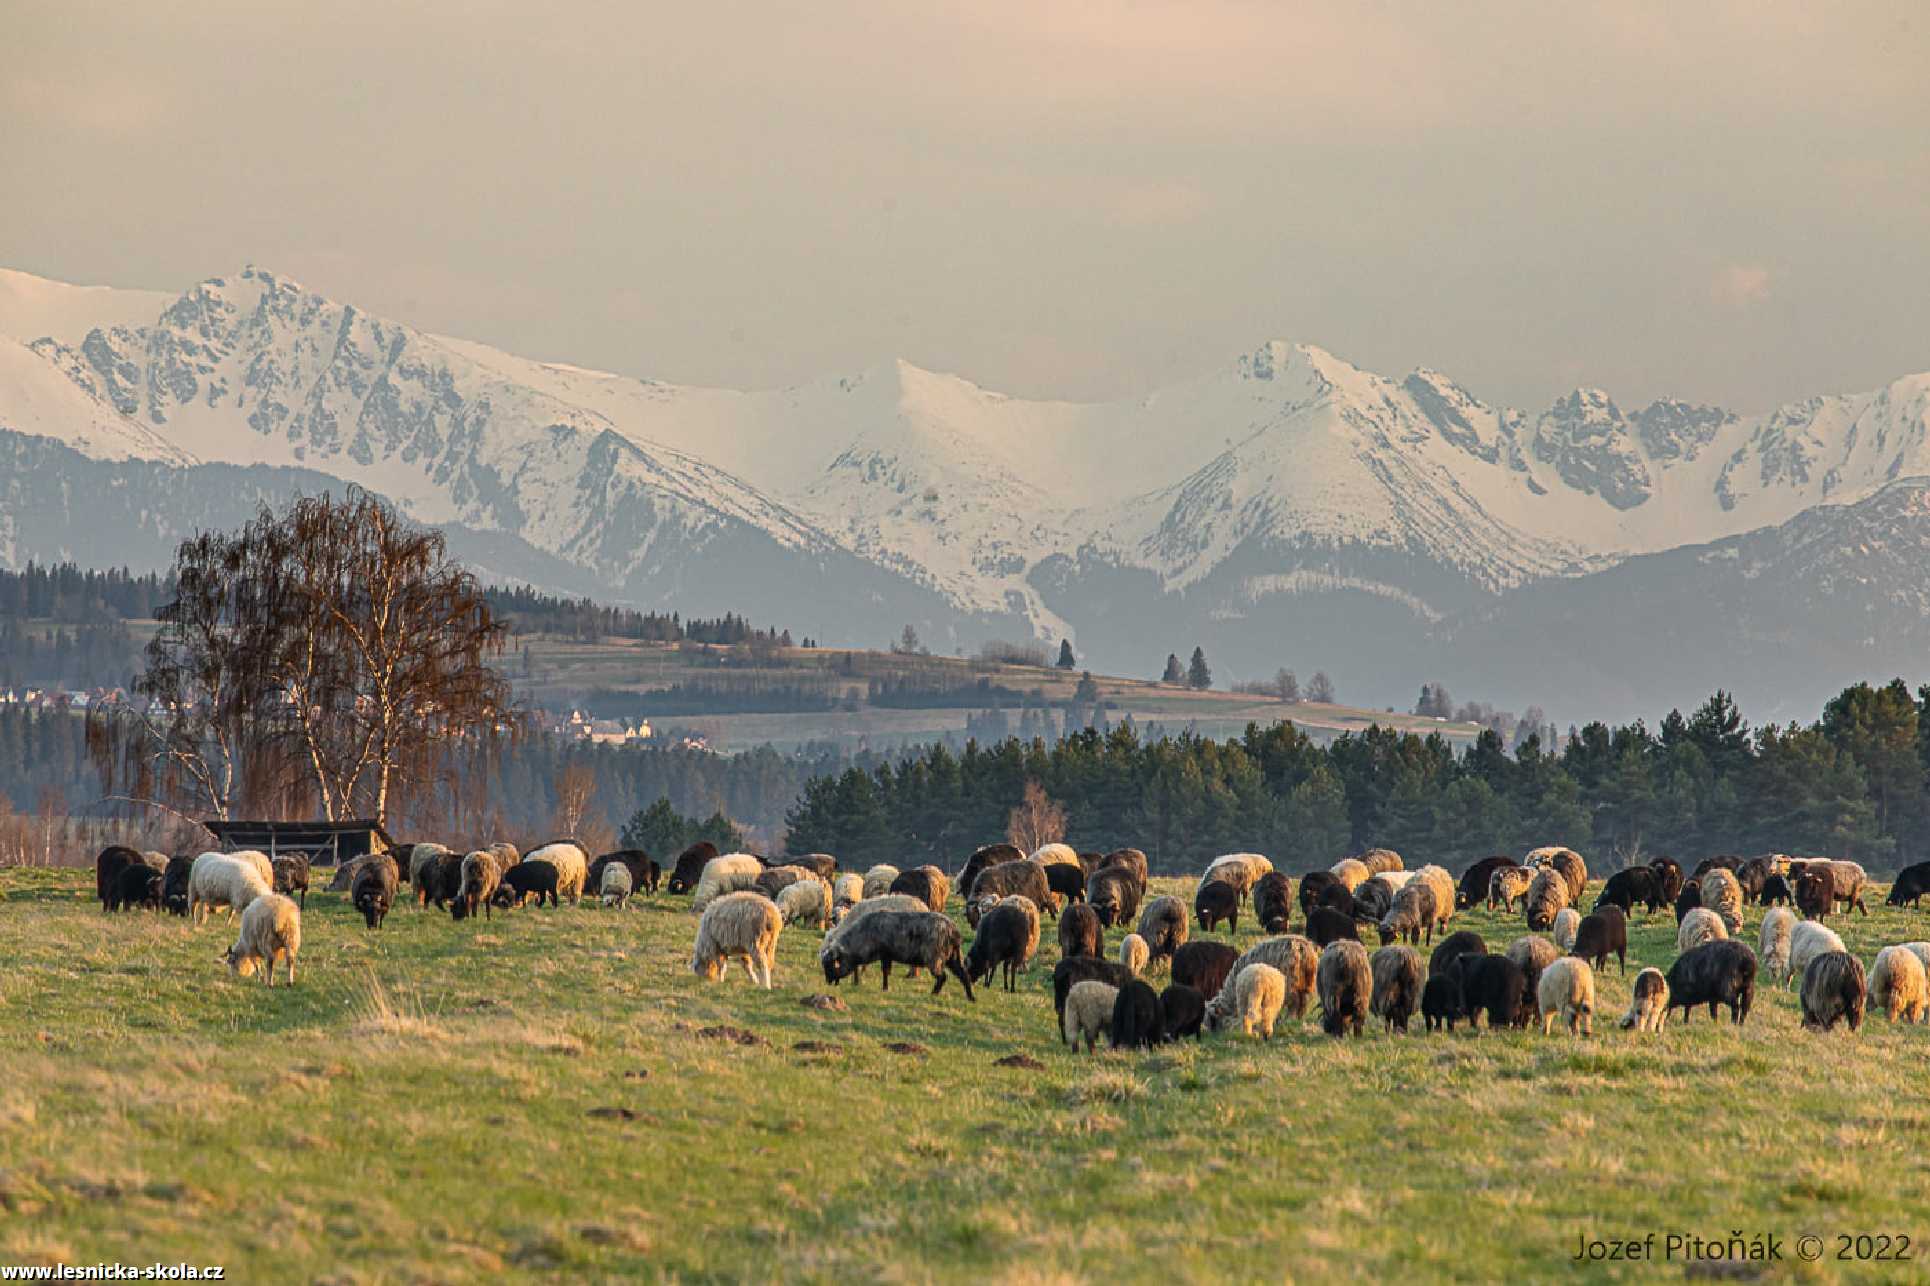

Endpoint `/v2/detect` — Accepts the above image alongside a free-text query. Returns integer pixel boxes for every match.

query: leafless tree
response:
[1005,779,1067,854]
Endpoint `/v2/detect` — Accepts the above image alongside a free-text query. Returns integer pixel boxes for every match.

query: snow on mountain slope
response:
[0,268,172,346]
[0,336,196,464]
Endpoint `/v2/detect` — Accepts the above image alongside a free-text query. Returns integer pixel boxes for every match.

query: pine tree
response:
[1056,639,1075,669]
[1187,647,1212,690]
[1161,654,1184,684]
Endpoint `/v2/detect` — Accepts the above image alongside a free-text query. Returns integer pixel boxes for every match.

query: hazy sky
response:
[6,1,1927,411]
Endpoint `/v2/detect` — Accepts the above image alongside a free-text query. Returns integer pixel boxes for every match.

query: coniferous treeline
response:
[482,586,787,645]
[785,686,1930,876]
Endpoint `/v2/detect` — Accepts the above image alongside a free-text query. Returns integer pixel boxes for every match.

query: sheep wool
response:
[1410,865,1456,931]
[1870,945,1928,1024]
[776,877,832,929]
[832,873,865,918]
[691,891,783,988]
[861,864,901,900]
[1619,967,1669,1033]
[600,861,633,908]
[1552,907,1581,953]
[224,892,301,986]
[1787,921,1846,990]
[1358,847,1403,875]
[1676,907,1728,955]
[688,853,764,913]
[1211,935,1319,1022]
[1063,980,1118,1052]
[1328,858,1370,892]
[1219,962,1287,1039]
[1522,869,1569,931]
[1536,956,1595,1036]
[526,842,590,905]
[1698,868,1744,934]
[1758,908,1797,983]
[1368,945,1423,1034]
[1119,933,1150,978]
[1489,866,1534,911]
[1029,843,1081,869]
[187,852,273,926]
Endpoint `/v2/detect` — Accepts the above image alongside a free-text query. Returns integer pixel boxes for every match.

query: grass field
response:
[4,866,1930,1282]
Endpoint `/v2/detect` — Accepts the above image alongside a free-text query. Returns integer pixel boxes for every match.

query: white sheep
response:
[1787,920,1846,989]
[223,892,301,986]
[1901,941,1930,978]
[1410,865,1456,930]
[1552,907,1581,953]
[1211,935,1320,1020]
[1376,870,1414,892]
[1063,980,1118,1052]
[1698,868,1744,934]
[1620,967,1669,1032]
[776,876,832,929]
[1200,852,1272,901]
[861,864,901,900]
[691,891,783,988]
[1213,962,1287,1038]
[831,873,865,919]
[1119,932,1150,978]
[1537,956,1595,1036]
[188,852,272,926]
[1328,858,1370,892]
[1870,945,1929,1023]
[1676,907,1728,954]
[1758,908,1797,983]
[1029,843,1082,869]
[228,849,273,885]
[689,853,764,912]
[600,861,633,909]
[1489,866,1534,911]
[525,842,590,905]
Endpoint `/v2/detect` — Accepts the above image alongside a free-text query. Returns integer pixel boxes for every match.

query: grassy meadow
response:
[4,865,1930,1282]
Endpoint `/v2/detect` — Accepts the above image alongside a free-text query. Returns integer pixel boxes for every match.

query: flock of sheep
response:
[86,836,1930,1048]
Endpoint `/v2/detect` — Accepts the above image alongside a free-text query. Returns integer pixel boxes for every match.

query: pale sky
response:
[5,1,1927,412]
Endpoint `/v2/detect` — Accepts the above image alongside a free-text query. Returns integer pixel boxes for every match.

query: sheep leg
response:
[880,961,892,992]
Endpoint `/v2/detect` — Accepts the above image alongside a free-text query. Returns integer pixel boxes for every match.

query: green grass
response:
[4,868,1930,1281]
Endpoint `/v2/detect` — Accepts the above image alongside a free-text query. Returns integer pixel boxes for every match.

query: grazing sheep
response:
[1359,847,1403,875]
[1537,956,1595,1036]
[1692,855,1743,877]
[831,872,865,917]
[1119,932,1150,978]
[1619,967,1669,1032]
[1552,907,1581,953]
[1422,975,1464,1032]
[428,850,465,910]
[1457,954,1529,1032]
[1528,847,1588,902]
[1350,877,1395,926]
[1208,963,1287,1039]
[1571,906,1627,974]
[1665,939,1757,1025]
[1136,896,1189,962]
[1698,868,1744,934]
[688,853,763,912]
[1378,882,1438,947]
[1759,874,1793,908]
[967,896,1042,991]
[1317,940,1372,1038]
[161,855,193,917]
[666,841,721,895]
[1758,908,1797,983]
[1674,881,1703,923]
[753,864,810,900]
[1086,867,1142,930]
[1369,945,1424,1033]
[409,842,453,906]
[968,861,1054,922]
[1595,867,1661,916]
[1522,869,1568,931]
[1787,921,1846,989]
[1428,930,1487,979]
[352,855,400,929]
[782,853,836,884]
[1826,859,1870,916]
[223,892,301,986]
[267,855,309,909]
[1870,945,1929,1024]
[691,891,784,988]
[587,850,656,901]
[486,841,520,870]
[597,861,633,909]
[1110,978,1165,1050]
[1904,942,1930,976]
[1315,881,1357,915]
[110,863,163,912]
[1058,903,1102,959]
[1307,906,1359,946]
[188,852,273,925]
[1795,870,1834,920]
[1298,870,1339,916]
[820,908,974,998]
[1737,856,1774,904]
[328,852,382,892]
[1200,852,1272,904]
[1800,951,1866,1031]
[1410,866,1455,930]
[818,894,931,983]
[1030,842,1081,869]
[1458,856,1517,910]
[1676,908,1728,954]
[1161,984,1207,1042]
[1194,879,1241,933]
[1254,872,1294,932]
[1171,940,1240,999]
[1215,935,1320,1019]
[888,865,951,913]
[1489,865,1535,912]
[95,846,143,911]
[495,861,558,908]
[1648,856,1684,904]
[1101,848,1150,897]
[1063,980,1119,1052]
[1329,858,1370,892]
[455,850,505,921]
[776,877,832,928]
[1506,936,1559,1008]
[1042,861,1086,908]
[1053,957,1134,1030]
[1886,861,1930,908]
[956,843,1022,900]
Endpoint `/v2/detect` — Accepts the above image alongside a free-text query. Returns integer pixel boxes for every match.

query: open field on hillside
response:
[5,866,1930,1281]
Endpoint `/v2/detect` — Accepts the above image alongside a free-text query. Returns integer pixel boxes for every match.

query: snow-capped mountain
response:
[1,263,1927,718]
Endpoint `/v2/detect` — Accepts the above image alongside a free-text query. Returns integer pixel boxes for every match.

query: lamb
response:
[1058,902,1103,958]
[1536,956,1595,1036]
[666,841,721,894]
[1758,908,1797,983]
[222,892,301,986]
[1118,933,1150,978]
[1052,957,1134,1031]
[1315,881,1356,915]
[1171,940,1240,999]
[1369,945,1424,1033]
[352,854,400,929]
[95,846,143,911]
[1086,867,1142,929]
[1800,951,1866,1031]
[1422,975,1463,1031]
[967,860,1054,922]
[1489,866,1534,913]
[819,907,974,998]
[1787,920,1846,989]
[1698,868,1744,934]
[1618,967,1669,1032]
[110,863,163,912]
[600,861,634,909]
[776,877,833,929]
[1665,939,1757,1025]
[430,849,467,910]
[1826,859,1870,916]
[454,850,506,921]
[1551,907,1581,953]
[1458,856,1517,910]
[1886,861,1930,908]
[187,852,273,925]
[1378,882,1438,946]
[1297,870,1339,916]
[1505,936,1558,1009]
[1869,945,1928,1024]
[1522,869,1569,931]
[691,891,784,988]
[1100,848,1150,897]
[1571,906,1627,974]
[1328,857,1370,892]
[495,860,558,908]
[688,852,763,912]
[966,896,1042,991]
[1136,895,1189,962]
[1161,984,1207,1042]
[1428,930,1487,979]
[1194,879,1241,933]
[1063,980,1119,1053]
[1317,939,1372,1038]
[270,855,310,908]
[832,872,865,918]
[957,843,1022,900]
[1207,963,1287,1038]
[1110,978,1165,1050]
[888,865,951,913]
[1676,908,1728,954]
[1307,906,1358,946]
[1359,847,1403,875]
[161,855,193,917]
[1215,935,1320,1018]
[1253,872,1293,932]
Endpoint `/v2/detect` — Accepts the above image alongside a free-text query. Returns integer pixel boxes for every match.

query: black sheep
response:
[1053,957,1133,1028]
[430,851,464,909]
[1595,867,1659,916]
[1306,906,1358,947]
[956,842,1023,901]
[161,855,193,917]
[1160,984,1206,1041]
[1571,905,1627,973]
[1314,881,1356,915]
[1101,848,1150,897]
[271,855,310,908]
[1456,955,1527,1032]
[1109,978,1164,1050]
[1886,861,1930,908]
[1171,940,1239,999]
[1691,855,1743,878]
[966,901,1037,991]
[95,846,142,912]
[821,909,975,1000]
[1086,867,1141,929]
[665,841,721,895]
[1057,903,1102,959]
[1648,857,1684,904]
[1673,881,1702,923]
[784,852,836,884]
[1421,974,1463,1031]
[971,860,1054,920]
[1076,851,1106,878]
[1297,870,1339,916]
[1759,873,1793,907]
[1136,896,1189,961]
[109,863,162,912]
[353,855,400,929]
[496,861,559,908]
[1194,879,1240,934]
[1428,929,1487,979]
[1349,878,1393,925]
[1736,856,1774,904]
[1457,856,1516,911]
[1253,872,1293,932]
[1795,870,1833,920]
[1664,939,1757,1026]
[1043,862,1086,907]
